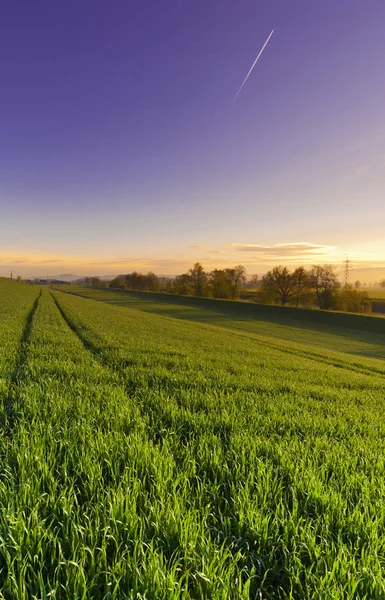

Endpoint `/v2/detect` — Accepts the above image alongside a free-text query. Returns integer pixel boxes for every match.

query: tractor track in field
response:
[49,290,385,461]
[4,290,42,431]
[50,292,108,364]
[49,292,168,429]
[49,292,227,447]
[49,291,227,487]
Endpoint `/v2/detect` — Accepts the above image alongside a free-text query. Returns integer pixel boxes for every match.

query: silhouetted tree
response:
[293,266,310,308]
[146,272,160,292]
[249,274,260,288]
[174,273,193,295]
[125,271,146,290]
[189,263,208,297]
[90,277,102,287]
[336,288,372,313]
[309,265,339,309]
[209,269,231,299]
[262,266,297,306]
[225,265,246,299]
[109,276,127,289]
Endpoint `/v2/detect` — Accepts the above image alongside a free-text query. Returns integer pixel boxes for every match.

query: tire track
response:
[4,290,42,431]
[50,291,154,418]
[50,292,115,367]
[49,293,199,481]
[50,292,223,443]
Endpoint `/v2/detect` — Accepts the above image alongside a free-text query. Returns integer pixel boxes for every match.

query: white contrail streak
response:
[232,29,274,103]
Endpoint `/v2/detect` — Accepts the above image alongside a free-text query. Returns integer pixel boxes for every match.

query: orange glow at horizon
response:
[1,239,385,283]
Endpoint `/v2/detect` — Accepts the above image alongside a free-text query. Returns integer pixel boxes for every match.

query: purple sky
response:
[1,0,385,280]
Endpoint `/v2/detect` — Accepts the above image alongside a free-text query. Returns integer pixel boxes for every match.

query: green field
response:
[362,289,385,315]
[365,288,385,299]
[2,279,385,598]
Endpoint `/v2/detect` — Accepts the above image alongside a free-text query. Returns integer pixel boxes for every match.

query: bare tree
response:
[262,266,297,306]
[249,274,259,288]
[292,266,309,308]
[225,265,246,299]
[309,265,339,309]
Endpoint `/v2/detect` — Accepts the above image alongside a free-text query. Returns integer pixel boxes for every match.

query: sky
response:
[1,0,385,281]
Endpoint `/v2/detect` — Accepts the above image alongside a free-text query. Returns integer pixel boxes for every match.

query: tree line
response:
[92,264,250,299]
[261,265,371,313]
[85,262,372,313]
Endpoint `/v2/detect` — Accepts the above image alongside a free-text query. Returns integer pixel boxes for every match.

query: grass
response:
[2,278,385,598]
[365,288,385,299]
[60,286,385,359]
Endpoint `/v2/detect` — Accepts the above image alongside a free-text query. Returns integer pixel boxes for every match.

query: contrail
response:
[232,29,274,103]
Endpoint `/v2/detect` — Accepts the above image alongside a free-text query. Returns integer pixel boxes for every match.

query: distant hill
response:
[38,274,113,282]
[39,274,80,281]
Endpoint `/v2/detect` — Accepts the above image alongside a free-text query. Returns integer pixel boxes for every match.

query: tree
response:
[164,279,174,293]
[292,266,310,308]
[354,280,361,289]
[309,265,339,309]
[209,269,231,299]
[225,265,246,300]
[174,273,193,295]
[262,266,297,306]
[90,277,102,287]
[380,280,385,288]
[336,288,372,313]
[109,276,127,289]
[126,271,146,290]
[189,263,208,297]
[249,274,260,288]
[146,272,160,292]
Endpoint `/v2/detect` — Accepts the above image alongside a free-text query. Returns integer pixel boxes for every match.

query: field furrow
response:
[0,283,41,430]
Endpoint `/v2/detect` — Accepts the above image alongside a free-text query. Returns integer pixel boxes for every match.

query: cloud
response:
[40,259,66,264]
[1,242,384,281]
[231,242,335,256]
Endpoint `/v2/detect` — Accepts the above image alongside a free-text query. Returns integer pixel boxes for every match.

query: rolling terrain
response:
[1,278,385,599]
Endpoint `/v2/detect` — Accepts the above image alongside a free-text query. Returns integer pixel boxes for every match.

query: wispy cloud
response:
[1,243,384,282]
[40,259,66,264]
[189,245,221,254]
[227,242,381,267]
[231,242,335,257]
